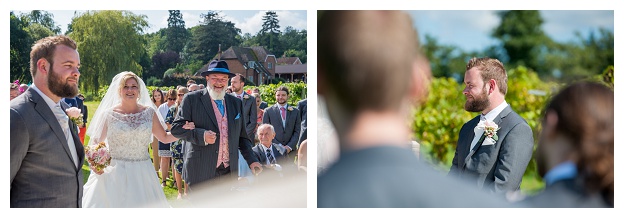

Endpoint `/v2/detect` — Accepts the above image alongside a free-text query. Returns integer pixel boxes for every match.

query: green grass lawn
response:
[82,101,189,206]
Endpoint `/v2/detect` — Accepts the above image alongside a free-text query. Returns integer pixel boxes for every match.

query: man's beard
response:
[464,86,489,112]
[277,98,287,105]
[207,85,226,100]
[48,67,79,98]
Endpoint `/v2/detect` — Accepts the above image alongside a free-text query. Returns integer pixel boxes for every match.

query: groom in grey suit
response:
[449,57,534,194]
[10,35,85,207]
[171,60,262,190]
[229,73,257,140]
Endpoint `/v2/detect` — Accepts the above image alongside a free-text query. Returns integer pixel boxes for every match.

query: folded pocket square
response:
[482,137,496,146]
[235,113,240,119]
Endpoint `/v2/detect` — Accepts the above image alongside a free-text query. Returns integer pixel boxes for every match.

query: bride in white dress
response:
[82,71,193,207]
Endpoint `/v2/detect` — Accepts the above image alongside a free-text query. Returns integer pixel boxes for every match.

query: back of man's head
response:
[318,10,420,114]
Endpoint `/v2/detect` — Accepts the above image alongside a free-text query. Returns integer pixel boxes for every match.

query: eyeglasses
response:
[168,98,176,101]
[209,78,228,83]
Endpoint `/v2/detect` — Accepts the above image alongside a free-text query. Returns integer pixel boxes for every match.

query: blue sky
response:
[14,10,613,53]
[410,10,614,52]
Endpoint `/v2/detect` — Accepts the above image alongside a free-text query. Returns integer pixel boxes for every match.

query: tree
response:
[68,10,148,95]
[279,26,307,62]
[166,10,188,53]
[21,10,61,35]
[188,11,241,63]
[492,10,553,75]
[150,51,181,78]
[10,11,33,83]
[258,11,282,55]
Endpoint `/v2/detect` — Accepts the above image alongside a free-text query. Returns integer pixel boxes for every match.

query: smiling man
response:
[11,35,85,207]
[170,60,262,196]
[449,57,534,194]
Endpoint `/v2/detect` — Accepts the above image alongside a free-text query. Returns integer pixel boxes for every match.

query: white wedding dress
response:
[82,107,169,207]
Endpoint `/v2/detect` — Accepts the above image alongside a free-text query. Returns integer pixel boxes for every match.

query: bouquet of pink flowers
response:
[65,107,84,126]
[85,141,111,173]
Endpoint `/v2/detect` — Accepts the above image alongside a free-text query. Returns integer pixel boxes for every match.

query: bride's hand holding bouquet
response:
[85,141,111,175]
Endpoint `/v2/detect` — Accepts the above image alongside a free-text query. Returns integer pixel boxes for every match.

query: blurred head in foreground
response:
[528,82,614,207]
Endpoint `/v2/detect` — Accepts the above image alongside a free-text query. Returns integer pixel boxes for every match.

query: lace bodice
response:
[105,107,154,161]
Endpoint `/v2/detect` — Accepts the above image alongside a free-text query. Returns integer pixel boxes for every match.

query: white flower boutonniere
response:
[66,107,84,126]
[477,120,499,145]
[287,106,293,111]
[243,95,249,99]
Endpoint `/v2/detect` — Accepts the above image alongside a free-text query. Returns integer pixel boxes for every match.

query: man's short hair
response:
[275,85,289,96]
[257,123,275,135]
[30,35,77,78]
[235,73,245,84]
[466,57,508,95]
[318,11,420,113]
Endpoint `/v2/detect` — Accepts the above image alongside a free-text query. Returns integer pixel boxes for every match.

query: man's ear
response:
[37,58,50,75]
[488,79,497,95]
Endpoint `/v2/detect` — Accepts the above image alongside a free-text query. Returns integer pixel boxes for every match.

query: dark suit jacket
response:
[521,178,612,208]
[449,105,534,193]
[10,88,85,207]
[259,101,268,110]
[318,146,512,208]
[262,104,301,152]
[235,92,257,140]
[170,89,259,186]
[251,143,288,166]
[297,99,307,147]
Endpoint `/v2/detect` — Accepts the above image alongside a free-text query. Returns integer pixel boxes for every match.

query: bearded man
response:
[170,60,262,193]
[449,57,534,194]
[11,35,85,207]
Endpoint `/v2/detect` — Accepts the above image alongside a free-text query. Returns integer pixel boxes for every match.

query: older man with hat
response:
[171,60,262,195]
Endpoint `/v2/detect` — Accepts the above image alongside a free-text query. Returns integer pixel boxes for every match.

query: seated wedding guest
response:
[11,83,20,100]
[252,124,289,167]
[317,10,510,208]
[521,82,613,208]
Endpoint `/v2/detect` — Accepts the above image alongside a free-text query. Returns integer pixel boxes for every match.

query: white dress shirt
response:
[469,101,508,151]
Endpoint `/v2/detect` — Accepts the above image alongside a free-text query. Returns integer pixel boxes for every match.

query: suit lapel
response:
[62,102,85,170]
[225,95,237,140]
[272,106,285,132]
[30,91,76,168]
[200,90,218,128]
[462,106,513,168]
[459,116,479,169]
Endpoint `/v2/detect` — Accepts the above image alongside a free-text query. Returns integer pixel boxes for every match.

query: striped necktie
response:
[266,148,275,164]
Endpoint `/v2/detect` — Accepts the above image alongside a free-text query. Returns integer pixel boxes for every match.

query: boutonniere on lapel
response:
[243,95,249,100]
[287,106,294,111]
[65,107,84,126]
[477,120,499,145]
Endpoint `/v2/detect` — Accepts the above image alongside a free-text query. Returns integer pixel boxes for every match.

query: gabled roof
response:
[277,57,302,65]
[220,46,274,64]
[276,64,307,74]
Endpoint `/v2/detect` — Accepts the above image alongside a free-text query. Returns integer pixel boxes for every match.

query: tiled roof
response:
[277,57,301,65]
[276,64,307,74]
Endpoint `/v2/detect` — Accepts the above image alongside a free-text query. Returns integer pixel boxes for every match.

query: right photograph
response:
[316,10,614,208]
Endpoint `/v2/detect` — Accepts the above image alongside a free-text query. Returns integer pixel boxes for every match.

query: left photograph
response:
[10,10,308,208]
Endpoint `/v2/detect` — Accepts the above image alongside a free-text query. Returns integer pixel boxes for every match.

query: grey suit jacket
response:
[318,146,513,208]
[262,104,301,152]
[251,143,288,166]
[449,105,534,193]
[236,92,257,140]
[170,89,259,186]
[10,88,85,208]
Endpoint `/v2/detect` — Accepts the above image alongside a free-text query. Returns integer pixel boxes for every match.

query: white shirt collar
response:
[482,100,508,122]
[278,103,288,109]
[262,143,273,151]
[30,84,61,109]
